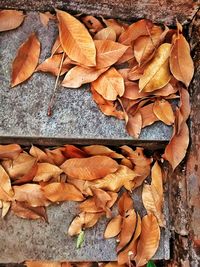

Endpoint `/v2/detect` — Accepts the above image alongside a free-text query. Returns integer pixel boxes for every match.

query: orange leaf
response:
[62,66,108,88]
[51,36,64,55]
[0,10,25,32]
[42,182,84,202]
[170,34,194,87]
[128,64,145,81]
[39,12,55,27]
[11,33,40,87]
[104,215,122,238]
[61,155,118,180]
[163,122,189,170]
[44,147,66,166]
[0,165,13,197]
[94,27,116,41]
[177,88,191,133]
[118,191,133,216]
[125,111,142,139]
[56,10,96,66]
[82,145,124,159]
[103,18,126,37]
[11,201,48,222]
[140,103,159,128]
[134,214,160,266]
[33,163,62,182]
[25,261,61,267]
[0,144,22,160]
[63,145,87,158]
[92,188,112,217]
[1,201,11,218]
[12,161,38,185]
[92,67,125,101]
[81,15,104,33]
[153,99,175,125]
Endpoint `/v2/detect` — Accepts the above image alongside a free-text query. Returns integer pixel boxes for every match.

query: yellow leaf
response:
[0,165,14,197]
[104,215,122,238]
[94,27,116,41]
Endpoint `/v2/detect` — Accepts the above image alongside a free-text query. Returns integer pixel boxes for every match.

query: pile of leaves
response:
[0,143,165,266]
[0,9,194,170]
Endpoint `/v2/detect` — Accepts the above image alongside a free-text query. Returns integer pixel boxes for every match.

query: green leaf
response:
[147,260,156,267]
[76,230,85,249]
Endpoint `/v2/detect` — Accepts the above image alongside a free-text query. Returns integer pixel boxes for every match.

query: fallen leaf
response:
[76,230,85,248]
[39,12,55,27]
[44,147,66,166]
[81,15,104,33]
[170,34,194,87]
[33,163,62,182]
[142,161,165,226]
[134,213,160,266]
[0,144,22,160]
[177,88,191,133]
[128,64,146,81]
[92,67,125,101]
[118,191,133,216]
[104,215,122,238]
[61,155,118,180]
[25,261,61,267]
[12,161,38,185]
[103,18,126,37]
[0,10,25,32]
[56,10,96,66]
[92,188,112,217]
[51,36,64,55]
[82,145,124,159]
[153,99,175,125]
[115,47,134,65]
[140,103,159,128]
[0,165,14,197]
[139,43,171,92]
[42,182,84,202]
[125,111,142,139]
[63,145,87,158]
[94,27,116,41]
[62,65,108,88]
[11,33,40,87]
[163,122,189,170]
[1,201,11,218]
[11,201,48,222]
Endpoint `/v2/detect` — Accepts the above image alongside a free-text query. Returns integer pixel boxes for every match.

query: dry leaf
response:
[0,10,25,32]
[134,213,160,266]
[94,27,116,41]
[140,103,159,128]
[12,201,48,222]
[0,165,14,197]
[12,161,38,185]
[177,88,191,133]
[103,18,126,37]
[56,10,96,66]
[11,33,40,87]
[125,111,142,139]
[33,163,62,182]
[0,144,22,160]
[163,122,189,170]
[1,201,11,218]
[51,36,64,55]
[142,161,165,226]
[44,147,66,166]
[42,182,84,202]
[118,191,133,216]
[39,12,55,27]
[63,145,87,158]
[81,15,104,33]
[115,47,134,65]
[128,64,146,81]
[92,67,124,101]
[170,34,194,87]
[62,66,108,88]
[153,99,175,125]
[82,145,124,159]
[61,155,118,180]
[104,215,122,238]
[139,43,171,92]
[25,261,61,267]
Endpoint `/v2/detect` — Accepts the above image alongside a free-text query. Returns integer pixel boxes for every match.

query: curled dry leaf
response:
[95,40,128,69]
[0,165,14,197]
[94,27,117,41]
[62,66,108,88]
[25,261,61,267]
[118,191,133,217]
[104,215,122,238]
[61,155,118,180]
[82,145,123,159]
[170,34,194,87]
[153,99,175,125]
[42,182,84,202]
[63,145,87,158]
[134,213,160,267]
[81,15,104,33]
[11,201,48,222]
[44,147,66,166]
[0,144,22,160]
[142,161,165,227]
[0,10,25,32]
[56,10,96,66]
[33,163,63,182]
[139,43,171,92]
[140,103,159,128]
[163,122,189,170]
[92,67,125,101]
[29,145,51,163]
[11,33,40,87]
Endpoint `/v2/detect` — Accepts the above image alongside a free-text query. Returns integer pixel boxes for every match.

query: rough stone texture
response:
[0,12,173,142]
[0,0,199,25]
[0,188,170,263]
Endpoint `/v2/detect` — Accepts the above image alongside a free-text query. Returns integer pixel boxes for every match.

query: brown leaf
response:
[33,163,62,182]
[13,184,50,207]
[92,67,125,101]
[103,18,126,37]
[11,201,48,222]
[44,147,66,166]
[1,201,11,218]
[139,43,171,92]
[104,215,122,238]
[142,161,165,227]
[134,213,160,266]
[11,33,40,87]
[42,182,84,202]
[128,64,146,81]
[94,27,116,41]
[177,88,191,133]
[56,10,96,66]
[118,191,133,216]
[25,261,61,267]
[95,40,128,69]
[115,47,134,65]
[39,12,55,27]
[61,155,118,180]
[118,19,153,45]
[125,111,142,139]
[82,145,124,159]
[29,145,49,162]
[140,103,159,128]
[0,144,22,160]
[12,161,38,185]
[81,15,104,33]
[36,54,71,76]
[92,188,112,217]
[170,34,194,87]
[51,36,64,55]
[0,165,14,197]
[63,145,87,158]
[163,122,189,170]
[153,99,175,125]
[0,10,25,32]
[62,66,108,88]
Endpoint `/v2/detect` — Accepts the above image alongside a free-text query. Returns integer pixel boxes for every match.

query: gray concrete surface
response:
[0,12,173,142]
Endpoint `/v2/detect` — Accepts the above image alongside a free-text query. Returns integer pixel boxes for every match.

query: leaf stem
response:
[47,52,65,116]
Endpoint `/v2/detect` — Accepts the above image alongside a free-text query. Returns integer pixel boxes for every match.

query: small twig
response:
[47,52,65,116]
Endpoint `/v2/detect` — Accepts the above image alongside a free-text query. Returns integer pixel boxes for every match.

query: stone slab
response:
[0,187,170,263]
[0,0,199,25]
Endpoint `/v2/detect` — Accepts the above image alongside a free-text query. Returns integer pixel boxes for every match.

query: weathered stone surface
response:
[0,0,199,25]
[0,12,173,142]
